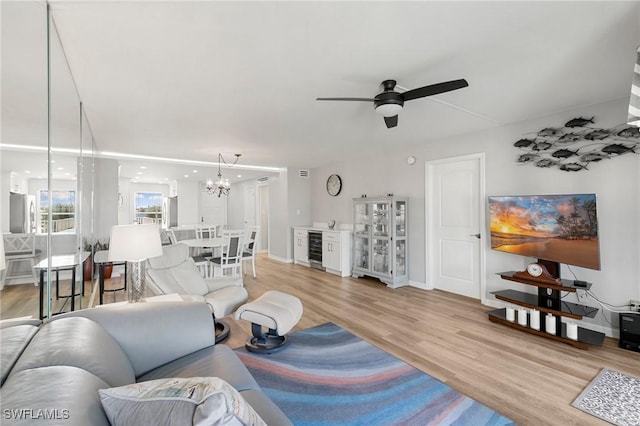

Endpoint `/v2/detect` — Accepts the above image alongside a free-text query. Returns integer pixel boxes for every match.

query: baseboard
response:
[409,280,428,290]
[268,254,293,264]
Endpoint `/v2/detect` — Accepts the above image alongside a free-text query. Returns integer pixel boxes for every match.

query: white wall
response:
[94,158,119,240]
[310,98,639,335]
[176,179,199,226]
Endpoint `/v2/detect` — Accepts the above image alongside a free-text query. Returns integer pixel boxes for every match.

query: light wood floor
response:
[2,254,638,425]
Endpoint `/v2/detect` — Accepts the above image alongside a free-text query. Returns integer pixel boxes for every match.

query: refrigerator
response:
[9,192,37,233]
[161,196,178,229]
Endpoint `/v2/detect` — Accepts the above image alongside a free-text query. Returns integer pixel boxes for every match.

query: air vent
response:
[299,169,310,178]
[256,176,269,182]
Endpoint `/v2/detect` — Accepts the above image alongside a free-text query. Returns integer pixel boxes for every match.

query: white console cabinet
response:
[292,227,352,277]
[322,230,351,277]
[293,229,309,265]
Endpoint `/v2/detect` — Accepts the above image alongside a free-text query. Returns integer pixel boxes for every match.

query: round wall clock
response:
[326,174,342,196]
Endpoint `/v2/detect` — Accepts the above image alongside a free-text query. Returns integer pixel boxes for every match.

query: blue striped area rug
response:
[235,322,513,426]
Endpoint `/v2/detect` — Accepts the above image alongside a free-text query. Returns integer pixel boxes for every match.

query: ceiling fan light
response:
[375,103,403,117]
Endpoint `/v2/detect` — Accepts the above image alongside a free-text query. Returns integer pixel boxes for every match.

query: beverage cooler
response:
[352,195,408,288]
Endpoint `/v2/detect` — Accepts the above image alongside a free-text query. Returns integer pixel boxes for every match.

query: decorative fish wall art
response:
[513,116,639,171]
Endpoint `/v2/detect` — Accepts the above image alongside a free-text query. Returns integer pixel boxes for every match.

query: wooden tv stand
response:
[487,266,605,350]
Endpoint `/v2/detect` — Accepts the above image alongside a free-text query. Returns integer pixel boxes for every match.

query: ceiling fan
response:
[316,78,469,128]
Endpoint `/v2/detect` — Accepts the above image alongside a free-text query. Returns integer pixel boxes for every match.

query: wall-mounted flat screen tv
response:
[488,194,600,270]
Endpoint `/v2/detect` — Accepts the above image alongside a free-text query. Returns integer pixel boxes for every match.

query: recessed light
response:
[57,167,64,171]
[193,170,198,173]
[184,174,189,178]
[137,172,143,175]
[237,174,242,178]
[140,166,147,169]
[25,170,31,174]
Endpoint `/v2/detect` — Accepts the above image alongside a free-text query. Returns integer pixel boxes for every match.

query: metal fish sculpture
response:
[584,129,609,140]
[580,152,606,163]
[538,128,562,137]
[532,141,553,151]
[601,144,636,155]
[557,133,583,143]
[617,127,640,138]
[559,163,588,172]
[535,159,558,168]
[551,149,578,159]
[564,117,595,128]
[513,138,536,148]
[517,153,539,163]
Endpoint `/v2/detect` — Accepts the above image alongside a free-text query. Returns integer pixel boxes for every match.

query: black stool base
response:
[214,319,230,344]
[245,323,289,353]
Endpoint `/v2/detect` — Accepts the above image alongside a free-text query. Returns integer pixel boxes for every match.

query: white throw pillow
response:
[99,377,267,426]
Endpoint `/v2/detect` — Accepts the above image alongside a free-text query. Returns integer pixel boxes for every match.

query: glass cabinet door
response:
[372,238,389,274]
[353,236,369,269]
[354,202,370,237]
[395,239,406,276]
[372,201,390,237]
[395,200,406,237]
[353,202,370,270]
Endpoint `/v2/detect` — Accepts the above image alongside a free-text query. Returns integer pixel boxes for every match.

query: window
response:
[134,192,163,224]
[39,190,76,233]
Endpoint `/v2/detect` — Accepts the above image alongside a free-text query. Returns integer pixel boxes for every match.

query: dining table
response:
[178,238,226,249]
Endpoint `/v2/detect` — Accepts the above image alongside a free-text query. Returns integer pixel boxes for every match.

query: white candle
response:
[545,313,556,335]
[518,308,528,326]
[530,309,540,330]
[567,322,578,340]
[506,307,515,322]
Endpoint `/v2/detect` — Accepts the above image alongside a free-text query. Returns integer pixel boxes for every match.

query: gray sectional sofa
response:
[0,302,292,425]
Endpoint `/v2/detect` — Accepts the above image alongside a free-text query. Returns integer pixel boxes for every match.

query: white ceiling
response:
[2,1,639,182]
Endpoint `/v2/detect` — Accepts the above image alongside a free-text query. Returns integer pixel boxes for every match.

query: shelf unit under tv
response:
[487,262,605,350]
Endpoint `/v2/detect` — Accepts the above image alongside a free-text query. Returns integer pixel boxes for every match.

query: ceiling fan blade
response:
[316,97,375,102]
[402,79,469,101]
[384,115,398,128]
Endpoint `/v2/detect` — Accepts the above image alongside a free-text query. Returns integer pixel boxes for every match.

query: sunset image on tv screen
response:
[488,194,600,270]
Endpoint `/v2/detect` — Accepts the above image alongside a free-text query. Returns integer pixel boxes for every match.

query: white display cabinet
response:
[352,196,408,288]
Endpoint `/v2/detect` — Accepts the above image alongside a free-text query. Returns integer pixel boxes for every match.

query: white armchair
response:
[145,243,248,341]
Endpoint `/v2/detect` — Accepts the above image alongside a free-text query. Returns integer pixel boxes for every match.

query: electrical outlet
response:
[631,299,640,311]
[576,289,588,303]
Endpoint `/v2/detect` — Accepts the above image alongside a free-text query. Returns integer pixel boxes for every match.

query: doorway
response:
[256,184,269,253]
[425,153,485,300]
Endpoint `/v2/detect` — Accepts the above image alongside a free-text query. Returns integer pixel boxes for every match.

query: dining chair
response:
[242,226,260,278]
[1,233,40,288]
[195,224,217,257]
[209,230,244,278]
[195,224,217,240]
[159,229,178,246]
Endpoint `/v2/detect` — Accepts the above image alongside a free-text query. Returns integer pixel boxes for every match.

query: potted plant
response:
[82,238,113,280]
[95,239,113,279]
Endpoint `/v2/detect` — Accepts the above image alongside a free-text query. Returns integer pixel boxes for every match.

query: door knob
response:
[469,233,481,239]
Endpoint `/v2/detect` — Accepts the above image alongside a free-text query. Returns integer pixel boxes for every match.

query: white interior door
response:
[244,186,256,229]
[426,154,484,299]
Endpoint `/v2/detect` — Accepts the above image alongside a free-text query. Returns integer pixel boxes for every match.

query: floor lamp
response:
[108,224,162,303]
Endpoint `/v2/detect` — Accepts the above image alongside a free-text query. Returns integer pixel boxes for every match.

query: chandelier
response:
[206,153,241,197]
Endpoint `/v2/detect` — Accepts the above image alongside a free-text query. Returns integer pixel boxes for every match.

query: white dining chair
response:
[242,226,259,278]
[209,230,244,278]
[1,233,40,288]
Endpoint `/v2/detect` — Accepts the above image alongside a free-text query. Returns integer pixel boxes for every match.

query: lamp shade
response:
[628,46,640,126]
[108,223,163,262]
[375,103,403,117]
[0,233,5,271]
